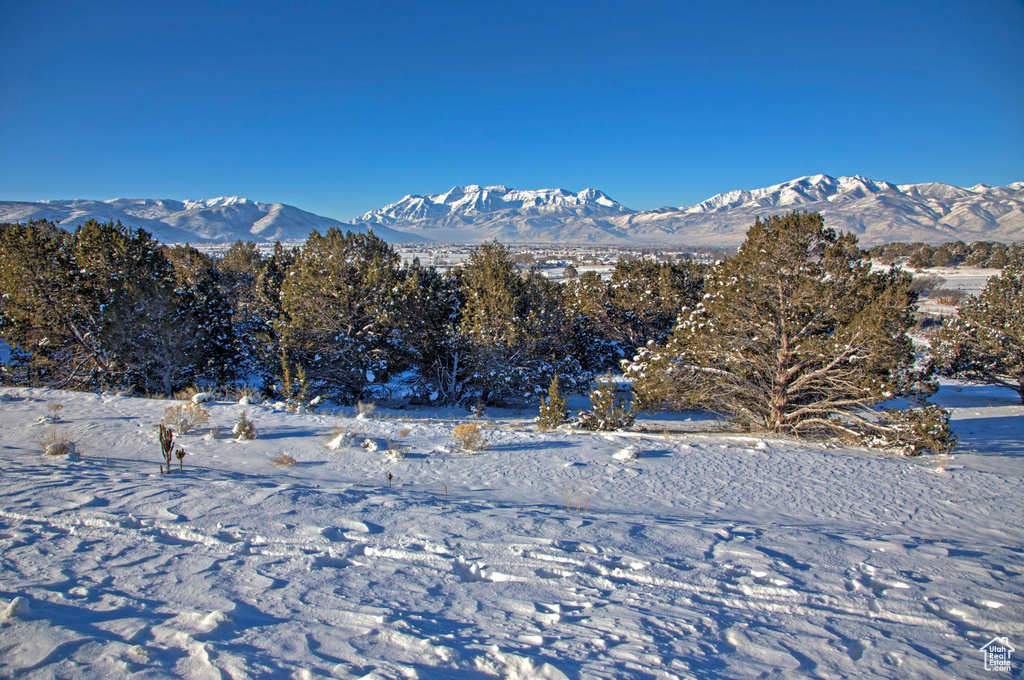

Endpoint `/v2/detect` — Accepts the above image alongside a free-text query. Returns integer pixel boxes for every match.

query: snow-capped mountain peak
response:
[4,175,1022,247]
[356,185,633,228]
[0,197,422,244]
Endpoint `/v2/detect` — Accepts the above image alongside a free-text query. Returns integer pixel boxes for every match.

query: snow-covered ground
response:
[1,385,1021,679]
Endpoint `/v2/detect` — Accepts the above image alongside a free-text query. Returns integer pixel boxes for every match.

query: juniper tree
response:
[382,262,472,404]
[165,245,235,386]
[563,260,705,373]
[458,241,579,406]
[276,228,401,403]
[933,263,1024,403]
[629,212,951,452]
[0,219,193,393]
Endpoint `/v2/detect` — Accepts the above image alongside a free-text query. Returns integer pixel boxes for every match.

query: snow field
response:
[0,386,1022,679]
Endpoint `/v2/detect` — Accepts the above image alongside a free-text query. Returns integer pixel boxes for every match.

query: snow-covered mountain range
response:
[3,175,1023,246]
[350,176,1024,246]
[0,196,419,244]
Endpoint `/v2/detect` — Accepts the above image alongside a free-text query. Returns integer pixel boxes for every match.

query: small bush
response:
[39,427,78,457]
[162,402,211,434]
[172,384,203,401]
[385,441,409,460]
[327,426,355,450]
[233,411,257,440]
[537,374,569,432]
[45,403,64,422]
[452,423,489,452]
[577,376,637,431]
[272,452,296,467]
[356,401,376,419]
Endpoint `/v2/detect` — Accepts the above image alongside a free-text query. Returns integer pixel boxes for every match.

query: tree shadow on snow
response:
[951,413,1024,457]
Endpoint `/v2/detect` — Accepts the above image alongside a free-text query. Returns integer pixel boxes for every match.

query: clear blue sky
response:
[2,0,1022,221]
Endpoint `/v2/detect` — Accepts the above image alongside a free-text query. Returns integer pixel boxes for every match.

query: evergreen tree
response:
[0,221,72,385]
[933,263,1024,402]
[384,262,472,404]
[165,245,236,386]
[563,260,705,372]
[0,219,193,393]
[628,212,951,452]
[458,241,577,406]
[217,240,292,388]
[537,373,569,431]
[276,228,401,403]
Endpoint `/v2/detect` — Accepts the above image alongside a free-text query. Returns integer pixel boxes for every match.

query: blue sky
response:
[2,0,1022,221]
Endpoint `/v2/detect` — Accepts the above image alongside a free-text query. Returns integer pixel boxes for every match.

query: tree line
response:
[2,213,1020,454]
[868,240,1024,270]
[0,218,702,406]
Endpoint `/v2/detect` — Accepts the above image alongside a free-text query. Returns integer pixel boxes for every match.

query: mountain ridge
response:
[0,196,421,244]
[3,175,1023,246]
[348,175,1024,246]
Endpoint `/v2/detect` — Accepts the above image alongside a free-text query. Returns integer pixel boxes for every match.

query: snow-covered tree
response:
[217,240,294,389]
[628,212,952,452]
[933,263,1024,403]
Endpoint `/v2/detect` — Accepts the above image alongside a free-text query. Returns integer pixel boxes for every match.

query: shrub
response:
[537,374,569,432]
[162,402,210,434]
[45,403,64,422]
[39,427,78,457]
[327,426,355,450]
[233,411,257,440]
[452,423,489,452]
[577,376,636,431]
[385,441,409,460]
[272,452,296,467]
[356,401,376,419]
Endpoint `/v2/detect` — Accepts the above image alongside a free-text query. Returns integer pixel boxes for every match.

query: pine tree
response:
[934,263,1024,402]
[628,212,950,451]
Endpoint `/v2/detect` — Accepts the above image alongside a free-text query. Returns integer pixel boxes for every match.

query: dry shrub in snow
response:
[272,452,296,467]
[38,427,78,457]
[45,403,64,422]
[452,423,489,452]
[162,402,210,434]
